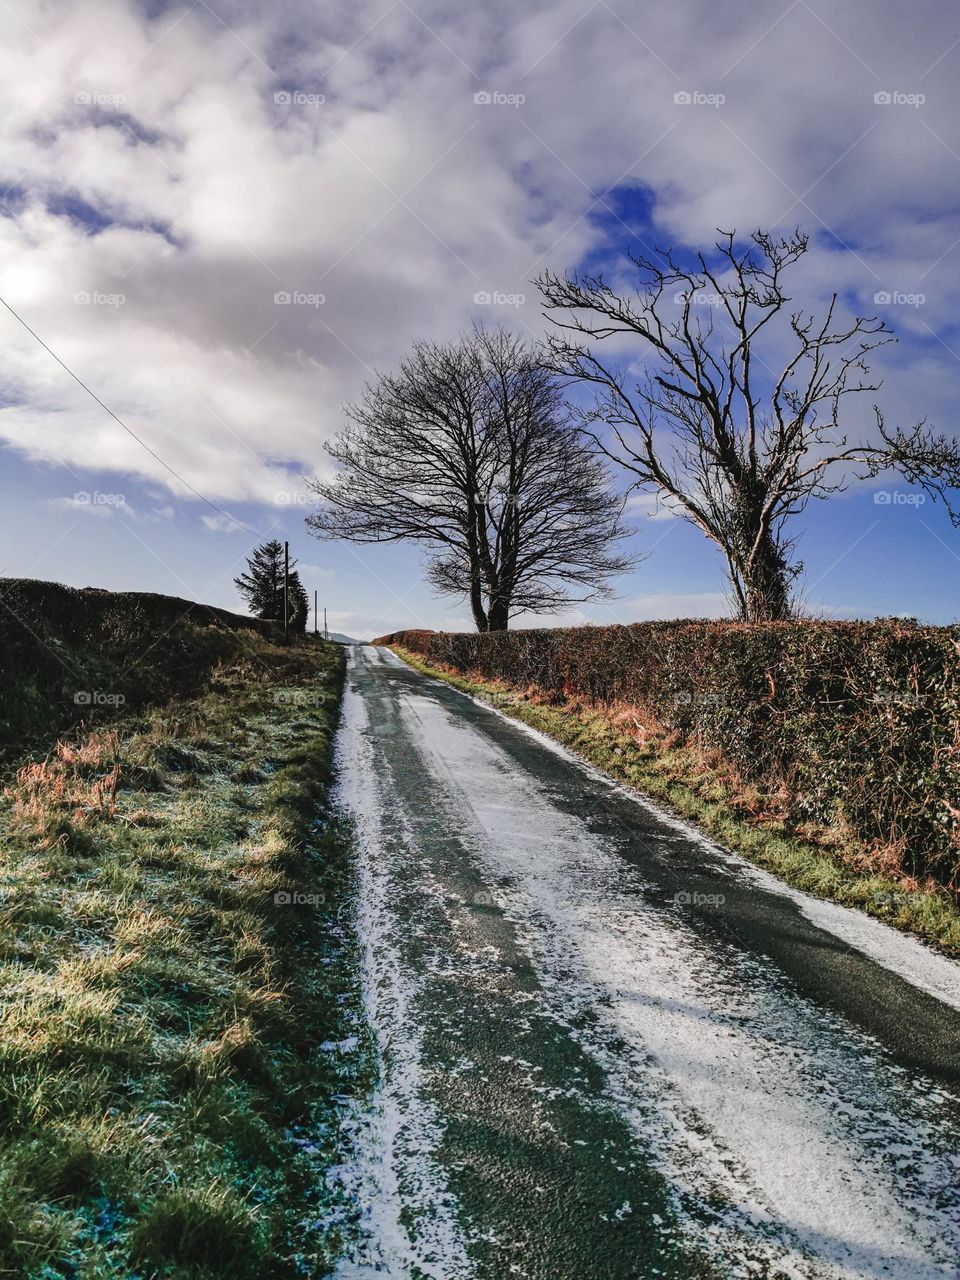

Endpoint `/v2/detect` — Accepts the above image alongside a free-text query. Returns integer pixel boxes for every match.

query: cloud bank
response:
[0,0,956,520]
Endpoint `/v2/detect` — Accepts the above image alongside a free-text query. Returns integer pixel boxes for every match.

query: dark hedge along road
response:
[331,646,960,1280]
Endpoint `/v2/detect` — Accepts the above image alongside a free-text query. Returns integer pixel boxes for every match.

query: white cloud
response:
[48,494,116,517]
[625,492,681,522]
[620,592,732,621]
[201,512,246,532]
[0,0,956,523]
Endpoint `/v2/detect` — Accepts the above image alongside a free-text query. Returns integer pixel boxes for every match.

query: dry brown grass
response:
[395,644,960,953]
[5,732,121,848]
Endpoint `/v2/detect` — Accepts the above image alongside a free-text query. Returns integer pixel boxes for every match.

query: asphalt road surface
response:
[332,645,960,1280]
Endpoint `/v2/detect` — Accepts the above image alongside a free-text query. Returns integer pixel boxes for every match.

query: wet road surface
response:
[332,645,960,1280]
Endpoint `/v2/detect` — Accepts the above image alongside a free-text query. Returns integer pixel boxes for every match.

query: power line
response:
[0,294,260,536]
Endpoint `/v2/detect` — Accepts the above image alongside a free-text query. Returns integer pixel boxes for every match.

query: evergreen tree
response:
[287,571,310,633]
[235,540,297,622]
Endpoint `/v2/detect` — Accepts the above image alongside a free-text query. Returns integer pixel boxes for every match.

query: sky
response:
[1,0,959,639]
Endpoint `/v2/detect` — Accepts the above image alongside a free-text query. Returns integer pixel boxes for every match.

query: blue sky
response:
[1,0,959,638]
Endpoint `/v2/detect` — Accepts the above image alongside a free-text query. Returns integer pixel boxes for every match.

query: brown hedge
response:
[375,621,960,890]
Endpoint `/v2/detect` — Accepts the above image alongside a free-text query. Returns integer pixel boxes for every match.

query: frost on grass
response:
[0,638,372,1277]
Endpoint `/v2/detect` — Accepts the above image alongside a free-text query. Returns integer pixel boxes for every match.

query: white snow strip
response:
[397,681,960,1280]
[728,861,960,1017]
[331,670,475,1279]
[379,646,960,1017]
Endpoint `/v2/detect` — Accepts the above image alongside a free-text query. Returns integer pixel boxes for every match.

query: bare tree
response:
[538,229,960,621]
[306,326,634,631]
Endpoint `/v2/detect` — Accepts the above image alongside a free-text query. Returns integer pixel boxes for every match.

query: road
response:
[332,645,960,1280]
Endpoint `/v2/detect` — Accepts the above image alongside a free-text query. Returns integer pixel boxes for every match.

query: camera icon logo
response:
[674,91,692,104]
[473,290,492,305]
[274,291,291,304]
[873,290,892,304]
[873,491,892,504]
[874,91,892,104]
[74,691,92,705]
[274,891,291,904]
[274,91,292,104]
[473,91,492,104]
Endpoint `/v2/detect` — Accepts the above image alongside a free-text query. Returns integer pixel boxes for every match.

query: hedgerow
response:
[374,621,960,891]
[0,577,276,762]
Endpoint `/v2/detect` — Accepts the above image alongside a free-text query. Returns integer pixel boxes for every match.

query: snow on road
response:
[334,645,960,1280]
[460,684,960,1017]
[332,675,476,1278]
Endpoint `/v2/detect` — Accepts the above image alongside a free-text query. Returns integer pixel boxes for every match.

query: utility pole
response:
[314,590,318,636]
[283,541,289,644]
[324,607,328,642]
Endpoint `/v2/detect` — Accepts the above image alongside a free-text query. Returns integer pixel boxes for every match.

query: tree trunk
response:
[487,597,510,631]
[470,574,489,631]
[739,529,792,621]
[726,483,793,622]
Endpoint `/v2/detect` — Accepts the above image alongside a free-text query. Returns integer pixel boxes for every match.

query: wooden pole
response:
[314,590,318,635]
[283,541,289,644]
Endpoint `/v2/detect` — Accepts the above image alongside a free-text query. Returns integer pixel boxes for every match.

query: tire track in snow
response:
[336,648,718,1279]
[331,676,475,1278]
[395,676,960,1280]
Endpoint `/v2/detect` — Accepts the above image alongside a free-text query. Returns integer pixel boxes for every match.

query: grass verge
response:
[0,637,373,1278]
[391,645,960,957]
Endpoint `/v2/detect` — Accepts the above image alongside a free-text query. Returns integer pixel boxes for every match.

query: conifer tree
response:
[234,540,305,624]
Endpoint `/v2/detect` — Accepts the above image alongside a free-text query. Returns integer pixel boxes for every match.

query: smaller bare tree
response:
[306,326,634,631]
[538,229,960,621]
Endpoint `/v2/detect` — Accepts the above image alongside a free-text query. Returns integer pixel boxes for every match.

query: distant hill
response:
[327,631,362,645]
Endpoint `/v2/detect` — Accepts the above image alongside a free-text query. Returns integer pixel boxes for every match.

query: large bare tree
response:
[538,230,960,621]
[306,326,634,631]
